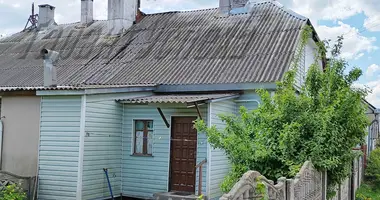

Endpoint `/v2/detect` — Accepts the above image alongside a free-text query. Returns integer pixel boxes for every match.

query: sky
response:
[0,0,380,107]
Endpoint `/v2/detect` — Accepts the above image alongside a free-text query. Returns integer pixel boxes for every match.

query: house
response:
[363,99,379,155]
[0,0,326,199]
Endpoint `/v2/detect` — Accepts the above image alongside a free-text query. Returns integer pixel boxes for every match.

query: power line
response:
[342,19,380,38]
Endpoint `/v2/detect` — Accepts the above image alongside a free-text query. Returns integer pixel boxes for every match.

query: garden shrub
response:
[366,148,380,185]
[195,28,369,199]
[0,183,26,200]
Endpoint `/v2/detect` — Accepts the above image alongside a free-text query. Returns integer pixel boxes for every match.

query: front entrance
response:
[169,117,198,193]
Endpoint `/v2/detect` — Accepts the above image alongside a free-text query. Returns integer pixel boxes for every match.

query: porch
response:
[116,93,238,199]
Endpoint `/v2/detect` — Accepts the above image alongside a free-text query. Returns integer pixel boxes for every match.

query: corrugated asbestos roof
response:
[0,1,308,88]
[119,93,239,104]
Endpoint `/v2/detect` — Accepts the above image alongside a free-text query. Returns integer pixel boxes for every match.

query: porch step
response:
[154,192,207,200]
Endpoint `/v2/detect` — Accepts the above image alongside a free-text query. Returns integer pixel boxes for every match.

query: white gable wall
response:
[295,38,323,88]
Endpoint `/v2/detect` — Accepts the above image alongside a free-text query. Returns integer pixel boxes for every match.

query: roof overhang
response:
[363,98,378,114]
[117,93,240,106]
[155,83,277,93]
[33,85,157,96]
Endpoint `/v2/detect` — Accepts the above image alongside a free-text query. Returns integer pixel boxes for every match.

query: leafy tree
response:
[195,27,369,198]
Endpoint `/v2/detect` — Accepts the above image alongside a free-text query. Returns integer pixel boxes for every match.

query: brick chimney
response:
[38,4,55,28]
[219,0,231,15]
[38,4,56,28]
[81,0,94,25]
[107,0,139,35]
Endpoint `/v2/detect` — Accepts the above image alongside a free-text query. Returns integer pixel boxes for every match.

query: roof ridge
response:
[145,7,218,16]
[248,0,307,21]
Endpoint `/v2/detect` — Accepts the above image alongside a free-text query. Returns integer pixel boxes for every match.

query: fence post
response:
[322,171,327,200]
[286,179,294,200]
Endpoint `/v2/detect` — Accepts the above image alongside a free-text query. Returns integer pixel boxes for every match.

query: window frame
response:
[133,119,154,156]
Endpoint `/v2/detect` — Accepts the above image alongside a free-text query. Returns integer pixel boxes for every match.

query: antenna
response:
[24,3,39,31]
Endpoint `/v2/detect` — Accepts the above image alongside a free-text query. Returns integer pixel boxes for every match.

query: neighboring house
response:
[0,0,326,199]
[0,91,40,177]
[363,99,379,155]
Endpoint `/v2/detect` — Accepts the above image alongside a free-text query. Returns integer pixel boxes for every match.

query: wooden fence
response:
[220,156,364,200]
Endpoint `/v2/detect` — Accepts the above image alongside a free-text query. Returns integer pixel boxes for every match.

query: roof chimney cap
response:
[38,4,55,9]
[40,48,59,63]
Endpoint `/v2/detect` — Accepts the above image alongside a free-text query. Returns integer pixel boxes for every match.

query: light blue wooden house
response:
[0,0,323,199]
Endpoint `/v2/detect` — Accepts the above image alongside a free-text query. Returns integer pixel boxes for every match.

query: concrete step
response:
[154,192,207,200]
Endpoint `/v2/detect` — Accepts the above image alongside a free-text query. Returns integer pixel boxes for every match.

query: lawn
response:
[356,182,380,200]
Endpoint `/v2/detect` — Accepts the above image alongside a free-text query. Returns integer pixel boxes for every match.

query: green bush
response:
[195,29,369,198]
[0,184,26,200]
[356,183,380,200]
[366,148,380,185]
[356,192,372,200]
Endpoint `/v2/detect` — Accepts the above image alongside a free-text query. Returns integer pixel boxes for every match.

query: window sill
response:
[130,154,154,157]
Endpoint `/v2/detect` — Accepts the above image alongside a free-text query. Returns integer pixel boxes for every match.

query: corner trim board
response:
[76,95,87,200]
[206,102,212,197]
[35,97,42,199]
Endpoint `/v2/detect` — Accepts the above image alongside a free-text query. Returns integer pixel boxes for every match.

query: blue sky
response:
[0,0,379,106]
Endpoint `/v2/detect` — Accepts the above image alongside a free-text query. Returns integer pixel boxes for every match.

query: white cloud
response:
[11,3,20,8]
[354,81,380,108]
[277,0,380,32]
[316,21,378,60]
[366,64,380,77]
[364,15,380,32]
[355,53,365,60]
[365,80,380,108]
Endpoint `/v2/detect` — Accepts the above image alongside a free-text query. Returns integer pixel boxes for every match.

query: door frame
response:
[168,116,198,193]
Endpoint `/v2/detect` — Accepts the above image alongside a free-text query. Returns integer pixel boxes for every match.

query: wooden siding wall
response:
[82,92,152,200]
[38,96,82,199]
[82,98,123,199]
[208,100,237,199]
[122,104,208,198]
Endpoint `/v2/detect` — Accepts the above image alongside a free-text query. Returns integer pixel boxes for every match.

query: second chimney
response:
[81,0,94,25]
[38,4,56,28]
[41,49,59,87]
[219,0,231,15]
[219,0,249,15]
[108,0,139,35]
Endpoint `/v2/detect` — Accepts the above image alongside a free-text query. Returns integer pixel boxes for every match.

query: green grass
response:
[356,182,380,200]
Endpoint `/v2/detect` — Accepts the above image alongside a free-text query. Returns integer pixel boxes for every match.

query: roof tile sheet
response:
[0,1,307,87]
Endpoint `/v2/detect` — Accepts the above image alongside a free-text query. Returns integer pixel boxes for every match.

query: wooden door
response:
[169,117,197,193]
